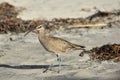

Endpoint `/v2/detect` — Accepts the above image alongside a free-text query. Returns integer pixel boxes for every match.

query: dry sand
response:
[0,0,120,80]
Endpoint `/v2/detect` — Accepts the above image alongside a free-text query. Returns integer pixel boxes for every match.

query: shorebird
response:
[24,25,85,73]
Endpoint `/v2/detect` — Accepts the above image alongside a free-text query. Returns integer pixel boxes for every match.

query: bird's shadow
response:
[0,64,69,69]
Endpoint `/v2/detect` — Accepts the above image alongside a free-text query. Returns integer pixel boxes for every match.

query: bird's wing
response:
[50,36,85,50]
[49,37,77,49]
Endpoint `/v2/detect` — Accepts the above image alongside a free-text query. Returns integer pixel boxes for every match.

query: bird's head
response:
[24,24,45,37]
[35,25,45,31]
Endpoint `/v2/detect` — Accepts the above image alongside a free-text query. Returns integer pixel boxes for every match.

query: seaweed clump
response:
[80,44,120,62]
[0,2,41,33]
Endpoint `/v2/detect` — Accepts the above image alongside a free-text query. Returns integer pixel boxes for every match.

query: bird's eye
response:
[36,25,42,29]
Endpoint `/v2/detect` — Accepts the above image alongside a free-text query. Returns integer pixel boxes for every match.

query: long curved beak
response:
[24,25,42,37]
[24,30,32,37]
[24,28,38,37]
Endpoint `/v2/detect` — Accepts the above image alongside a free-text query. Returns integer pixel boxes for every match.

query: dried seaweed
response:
[81,44,120,62]
[45,10,120,29]
[0,2,41,33]
[86,8,120,21]
[0,2,120,34]
[86,10,113,21]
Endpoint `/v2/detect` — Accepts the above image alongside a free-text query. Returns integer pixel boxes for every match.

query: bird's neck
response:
[38,27,47,39]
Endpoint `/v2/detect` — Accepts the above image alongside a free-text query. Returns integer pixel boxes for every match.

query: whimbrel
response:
[25,25,85,73]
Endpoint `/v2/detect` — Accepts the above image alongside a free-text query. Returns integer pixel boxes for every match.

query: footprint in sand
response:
[0,50,6,57]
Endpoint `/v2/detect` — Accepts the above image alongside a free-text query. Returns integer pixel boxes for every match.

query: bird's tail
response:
[71,44,85,50]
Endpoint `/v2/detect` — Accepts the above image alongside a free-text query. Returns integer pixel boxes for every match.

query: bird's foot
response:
[57,66,62,73]
[43,64,53,73]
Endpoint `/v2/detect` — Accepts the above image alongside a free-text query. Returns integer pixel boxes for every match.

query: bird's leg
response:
[43,54,62,73]
[56,54,62,73]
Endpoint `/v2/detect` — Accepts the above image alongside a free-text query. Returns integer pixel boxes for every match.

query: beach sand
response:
[0,0,120,80]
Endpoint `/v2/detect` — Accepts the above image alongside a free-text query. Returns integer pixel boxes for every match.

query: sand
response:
[0,0,120,80]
